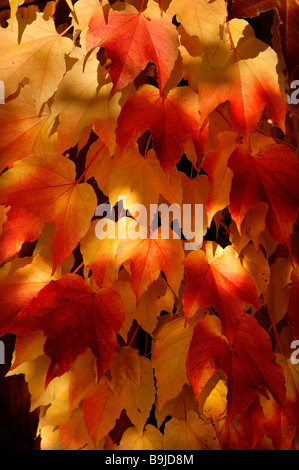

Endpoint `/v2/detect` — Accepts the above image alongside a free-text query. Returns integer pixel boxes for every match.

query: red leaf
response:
[183,244,259,332]
[228,142,299,252]
[86,3,179,94]
[229,0,299,80]
[116,84,207,174]
[187,314,287,421]
[0,154,97,273]
[9,274,124,387]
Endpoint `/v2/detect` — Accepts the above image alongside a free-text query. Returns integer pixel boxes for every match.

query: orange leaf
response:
[116,227,185,302]
[183,243,259,330]
[8,273,124,386]
[228,141,299,252]
[116,84,207,174]
[86,2,179,94]
[187,314,287,421]
[0,154,97,273]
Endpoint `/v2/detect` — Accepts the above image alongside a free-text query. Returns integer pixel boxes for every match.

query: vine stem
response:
[144,133,152,157]
[72,261,84,274]
[226,22,236,50]
[59,24,73,37]
[128,324,140,347]
[266,306,285,357]
[139,0,145,12]
[76,142,105,184]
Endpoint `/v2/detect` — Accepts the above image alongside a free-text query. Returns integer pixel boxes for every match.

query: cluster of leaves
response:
[0,0,298,450]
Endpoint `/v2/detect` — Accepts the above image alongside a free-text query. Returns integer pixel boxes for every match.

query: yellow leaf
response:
[50,54,121,153]
[0,13,73,111]
[167,0,227,54]
[155,384,198,429]
[265,258,293,323]
[68,349,97,413]
[202,131,237,226]
[107,347,155,432]
[118,425,164,450]
[82,375,123,446]
[40,426,61,450]
[152,315,198,411]
[180,172,210,237]
[240,243,270,296]
[164,410,220,450]
[108,148,182,215]
[134,276,175,335]
[9,0,24,29]
[59,408,94,450]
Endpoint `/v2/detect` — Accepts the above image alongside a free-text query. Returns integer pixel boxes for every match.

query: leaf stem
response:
[72,261,85,274]
[139,0,145,12]
[266,306,285,357]
[128,324,140,347]
[76,142,105,184]
[143,133,152,157]
[59,24,73,37]
[226,22,236,50]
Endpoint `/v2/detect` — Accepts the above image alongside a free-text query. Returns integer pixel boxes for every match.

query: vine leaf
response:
[228,0,299,80]
[228,141,299,253]
[116,84,207,174]
[196,19,287,139]
[187,314,288,422]
[0,154,97,273]
[86,1,179,94]
[8,273,124,387]
[183,242,259,331]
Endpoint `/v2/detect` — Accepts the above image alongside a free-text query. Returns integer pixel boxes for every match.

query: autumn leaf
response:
[183,242,259,330]
[0,154,97,273]
[163,410,220,450]
[265,258,293,324]
[166,0,227,54]
[196,19,287,139]
[202,131,237,225]
[8,273,124,386]
[0,255,60,333]
[50,52,123,154]
[108,147,182,213]
[0,13,73,111]
[152,315,198,411]
[0,85,57,173]
[239,243,270,296]
[133,276,175,335]
[117,424,164,450]
[228,141,299,252]
[106,346,156,432]
[81,219,127,288]
[180,172,210,239]
[259,390,297,450]
[187,314,287,421]
[86,1,179,94]
[228,0,299,80]
[68,349,97,413]
[116,226,185,301]
[59,408,94,450]
[82,374,123,446]
[116,84,207,174]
